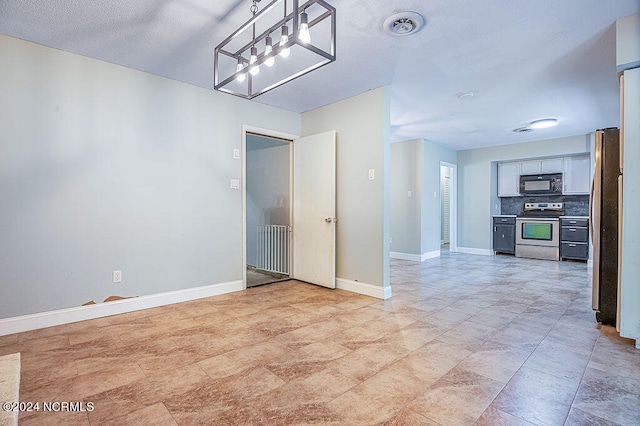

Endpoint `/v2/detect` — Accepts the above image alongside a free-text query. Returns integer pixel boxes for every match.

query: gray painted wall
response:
[0,35,300,318]
[457,135,591,251]
[245,135,290,267]
[421,141,457,254]
[389,139,456,257]
[301,88,390,288]
[390,140,421,255]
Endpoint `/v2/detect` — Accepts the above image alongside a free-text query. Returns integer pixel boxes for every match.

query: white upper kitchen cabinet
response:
[563,155,591,194]
[520,160,541,174]
[498,162,521,197]
[520,158,564,174]
[542,158,564,173]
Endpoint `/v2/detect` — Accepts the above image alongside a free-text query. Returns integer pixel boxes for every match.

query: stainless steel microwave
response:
[519,173,563,195]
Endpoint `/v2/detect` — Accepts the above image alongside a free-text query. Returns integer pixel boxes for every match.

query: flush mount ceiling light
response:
[458,91,476,99]
[383,12,426,37]
[530,118,558,129]
[214,0,336,99]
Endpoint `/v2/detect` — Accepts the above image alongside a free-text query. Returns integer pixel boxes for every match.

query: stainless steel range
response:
[515,202,563,261]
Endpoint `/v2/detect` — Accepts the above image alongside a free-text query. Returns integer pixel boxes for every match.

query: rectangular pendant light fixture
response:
[214,0,336,99]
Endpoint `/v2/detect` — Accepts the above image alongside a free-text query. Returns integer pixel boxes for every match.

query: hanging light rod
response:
[214,0,336,99]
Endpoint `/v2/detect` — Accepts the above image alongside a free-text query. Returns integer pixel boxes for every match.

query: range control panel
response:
[524,202,563,211]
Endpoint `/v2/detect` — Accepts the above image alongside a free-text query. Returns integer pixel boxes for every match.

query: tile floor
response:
[1,252,639,425]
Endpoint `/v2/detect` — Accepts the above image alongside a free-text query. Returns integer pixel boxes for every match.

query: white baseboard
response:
[390,250,441,262]
[336,278,392,300]
[456,247,494,256]
[421,250,441,261]
[0,280,244,337]
[389,252,421,262]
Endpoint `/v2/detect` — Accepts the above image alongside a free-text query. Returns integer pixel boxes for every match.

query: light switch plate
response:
[233,149,240,159]
[230,179,240,189]
[368,169,375,180]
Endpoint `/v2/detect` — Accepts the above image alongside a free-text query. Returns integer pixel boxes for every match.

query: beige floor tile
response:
[197,340,296,380]
[475,405,535,425]
[408,366,505,425]
[85,364,209,424]
[19,410,91,426]
[100,402,177,426]
[456,342,531,384]
[522,339,591,383]
[384,408,441,426]
[572,367,640,425]
[399,340,473,385]
[492,366,580,425]
[9,254,639,425]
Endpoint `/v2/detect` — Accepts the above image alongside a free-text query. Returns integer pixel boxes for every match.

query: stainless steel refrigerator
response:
[590,128,620,326]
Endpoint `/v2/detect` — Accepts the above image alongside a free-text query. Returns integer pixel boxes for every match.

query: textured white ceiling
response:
[1,0,638,149]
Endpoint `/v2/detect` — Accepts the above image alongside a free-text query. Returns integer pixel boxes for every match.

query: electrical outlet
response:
[112,270,122,283]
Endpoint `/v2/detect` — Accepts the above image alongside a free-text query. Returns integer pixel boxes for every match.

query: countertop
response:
[560,216,589,219]
[493,214,517,217]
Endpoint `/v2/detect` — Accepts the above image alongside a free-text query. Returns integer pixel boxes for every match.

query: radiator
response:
[256,225,290,275]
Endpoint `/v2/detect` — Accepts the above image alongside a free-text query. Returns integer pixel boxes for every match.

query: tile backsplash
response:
[501,195,590,216]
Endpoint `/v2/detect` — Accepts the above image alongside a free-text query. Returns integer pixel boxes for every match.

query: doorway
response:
[242,126,337,290]
[244,132,293,287]
[440,162,457,253]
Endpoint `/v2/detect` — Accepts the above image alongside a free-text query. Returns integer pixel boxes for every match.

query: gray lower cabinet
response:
[560,218,589,261]
[493,216,515,254]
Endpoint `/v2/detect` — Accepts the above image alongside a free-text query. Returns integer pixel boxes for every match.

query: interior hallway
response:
[1,252,639,425]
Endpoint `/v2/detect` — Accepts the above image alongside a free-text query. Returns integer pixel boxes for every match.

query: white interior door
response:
[292,130,336,288]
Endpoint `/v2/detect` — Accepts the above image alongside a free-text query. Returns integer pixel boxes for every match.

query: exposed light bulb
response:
[299,11,311,44]
[235,57,246,82]
[249,46,260,76]
[264,35,275,67]
[280,25,291,58]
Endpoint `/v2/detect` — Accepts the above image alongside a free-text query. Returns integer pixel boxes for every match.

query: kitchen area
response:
[492,128,622,328]
[492,154,591,262]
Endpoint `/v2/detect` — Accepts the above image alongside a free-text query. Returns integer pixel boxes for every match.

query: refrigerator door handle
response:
[590,175,599,311]
[589,177,595,241]
[591,131,603,313]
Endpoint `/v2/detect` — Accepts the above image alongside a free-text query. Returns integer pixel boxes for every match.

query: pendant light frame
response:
[214,0,336,99]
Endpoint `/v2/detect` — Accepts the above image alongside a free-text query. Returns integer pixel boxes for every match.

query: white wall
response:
[246,135,290,267]
[457,135,590,251]
[619,66,640,346]
[0,35,300,319]
[616,14,640,71]
[301,88,391,289]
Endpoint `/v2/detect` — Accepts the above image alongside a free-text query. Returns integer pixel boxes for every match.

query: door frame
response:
[241,125,298,289]
[440,161,458,253]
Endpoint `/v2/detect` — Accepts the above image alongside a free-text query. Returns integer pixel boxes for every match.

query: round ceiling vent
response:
[383,12,426,37]
[513,127,534,133]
